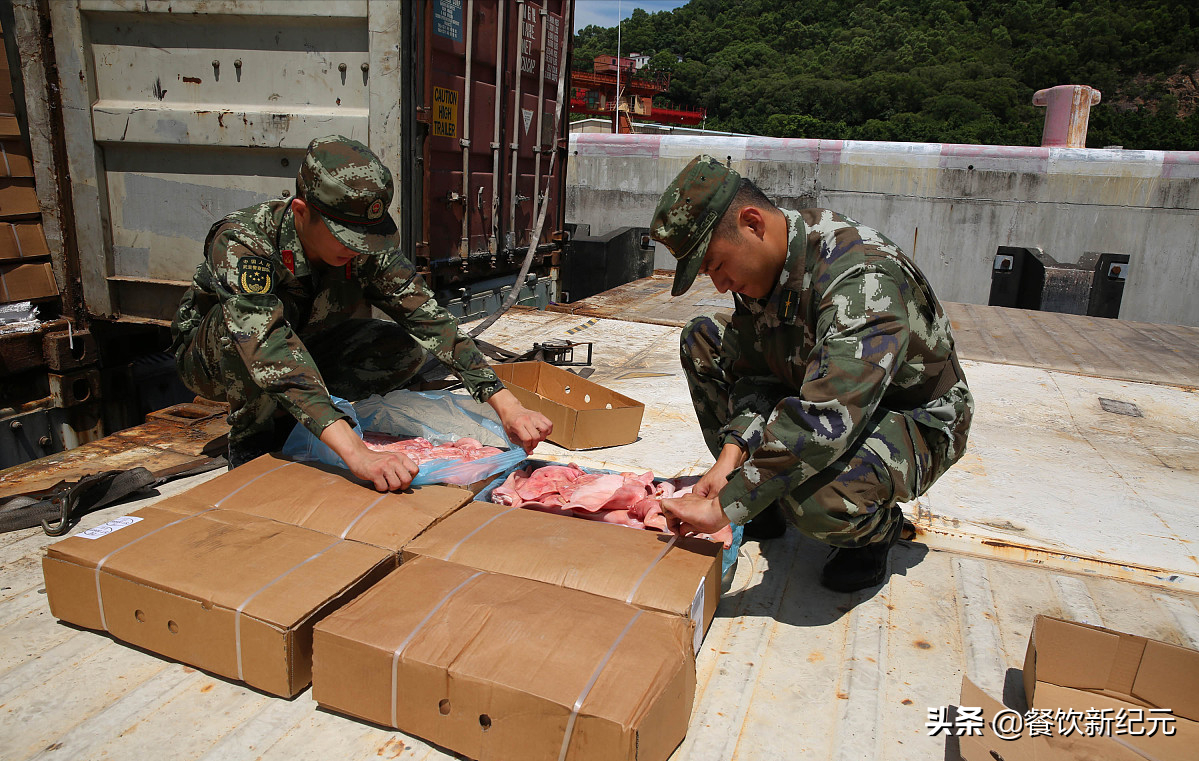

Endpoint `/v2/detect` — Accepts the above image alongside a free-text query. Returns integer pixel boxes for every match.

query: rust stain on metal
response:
[0,401,228,498]
[902,699,914,705]
[182,76,202,84]
[914,640,932,650]
[921,524,1197,592]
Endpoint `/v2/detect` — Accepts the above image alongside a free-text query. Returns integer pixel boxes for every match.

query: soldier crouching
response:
[658,155,974,593]
[171,135,551,492]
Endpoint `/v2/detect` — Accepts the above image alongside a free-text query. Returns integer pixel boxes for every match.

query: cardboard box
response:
[0,78,13,117]
[0,220,50,260]
[403,501,720,649]
[313,557,695,761]
[42,506,394,697]
[0,139,33,177]
[162,454,475,555]
[492,361,644,449]
[960,615,1199,761]
[0,260,57,302]
[0,178,39,217]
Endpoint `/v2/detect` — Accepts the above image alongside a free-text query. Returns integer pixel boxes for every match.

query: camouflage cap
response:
[297,135,399,256]
[651,155,741,297]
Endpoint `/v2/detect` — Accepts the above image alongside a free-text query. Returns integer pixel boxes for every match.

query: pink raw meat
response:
[516,464,583,504]
[567,473,635,511]
[491,464,733,548]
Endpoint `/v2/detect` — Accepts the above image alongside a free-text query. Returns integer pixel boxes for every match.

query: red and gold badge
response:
[368,199,384,220]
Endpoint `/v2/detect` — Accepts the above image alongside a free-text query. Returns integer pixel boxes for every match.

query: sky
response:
[572,1,690,34]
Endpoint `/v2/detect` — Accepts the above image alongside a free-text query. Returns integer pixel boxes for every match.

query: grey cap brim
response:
[670,228,712,297]
[321,212,401,257]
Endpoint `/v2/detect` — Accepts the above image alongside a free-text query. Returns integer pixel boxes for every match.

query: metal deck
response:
[2,303,1198,760]
[548,273,1199,389]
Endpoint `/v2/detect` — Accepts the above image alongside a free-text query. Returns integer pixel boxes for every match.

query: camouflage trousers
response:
[176,314,426,443]
[681,314,920,548]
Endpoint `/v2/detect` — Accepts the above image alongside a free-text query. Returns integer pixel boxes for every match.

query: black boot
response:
[743,501,787,541]
[226,429,278,469]
[819,508,903,593]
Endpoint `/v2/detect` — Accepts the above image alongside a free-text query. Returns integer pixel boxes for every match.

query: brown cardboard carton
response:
[162,454,474,555]
[313,557,695,761]
[0,260,57,302]
[959,615,1198,761]
[0,220,50,260]
[0,178,39,217]
[958,677,1149,761]
[492,361,644,449]
[0,139,34,177]
[42,506,393,697]
[0,56,12,116]
[0,87,14,118]
[403,501,720,648]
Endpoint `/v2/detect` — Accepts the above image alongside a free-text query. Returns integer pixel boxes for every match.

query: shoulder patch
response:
[237,257,273,294]
[777,287,800,322]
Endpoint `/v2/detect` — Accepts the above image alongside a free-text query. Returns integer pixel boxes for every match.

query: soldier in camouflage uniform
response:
[172,136,551,491]
[656,155,973,592]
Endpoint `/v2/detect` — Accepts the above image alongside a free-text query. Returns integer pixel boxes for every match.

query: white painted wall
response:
[566,134,1199,327]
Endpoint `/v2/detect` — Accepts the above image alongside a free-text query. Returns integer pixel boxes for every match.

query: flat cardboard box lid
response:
[0,261,57,302]
[492,362,645,449]
[0,220,50,260]
[0,139,34,178]
[164,454,473,553]
[44,505,391,629]
[403,501,720,636]
[0,178,39,217]
[314,556,694,761]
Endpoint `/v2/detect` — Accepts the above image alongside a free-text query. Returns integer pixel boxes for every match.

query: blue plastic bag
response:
[281,396,362,468]
[281,389,527,487]
[722,523,745,589]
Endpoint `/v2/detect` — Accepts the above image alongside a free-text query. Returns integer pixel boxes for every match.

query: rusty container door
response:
[32,1,402,324]
[412,0,570,299]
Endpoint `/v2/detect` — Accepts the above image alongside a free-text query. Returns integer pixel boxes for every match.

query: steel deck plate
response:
[3,306,1198,760]
[548,273,1199,388]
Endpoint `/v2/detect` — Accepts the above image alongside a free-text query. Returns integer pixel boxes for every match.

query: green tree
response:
[571,0,1199,149]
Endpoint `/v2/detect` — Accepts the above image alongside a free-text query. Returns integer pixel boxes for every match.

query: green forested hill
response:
[572,0,1199,149]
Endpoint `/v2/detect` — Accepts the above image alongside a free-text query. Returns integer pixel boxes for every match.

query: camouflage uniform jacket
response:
[718,208,973,525]
[171,199,502,438]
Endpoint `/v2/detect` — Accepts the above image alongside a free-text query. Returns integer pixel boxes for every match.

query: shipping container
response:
[18,0,572,325]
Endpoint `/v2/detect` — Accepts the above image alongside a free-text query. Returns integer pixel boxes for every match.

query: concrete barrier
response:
[566,134,1199,327]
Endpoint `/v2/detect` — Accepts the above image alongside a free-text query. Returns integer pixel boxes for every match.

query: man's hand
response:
[693,442,746,497]
[660,493,732,535]
[344,447,419,492]
[320,418,418,491]
[486,388,552,452]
